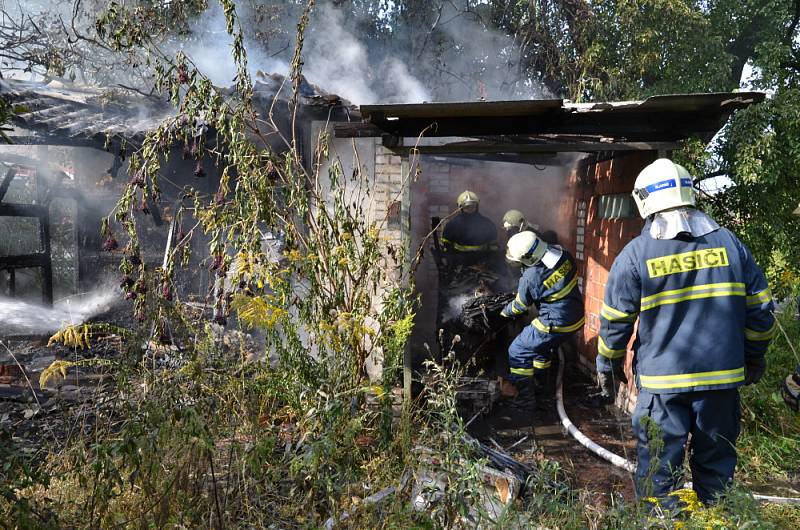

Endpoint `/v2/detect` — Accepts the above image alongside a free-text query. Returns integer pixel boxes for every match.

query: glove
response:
[744,356,767,385]
[597,365,628,400]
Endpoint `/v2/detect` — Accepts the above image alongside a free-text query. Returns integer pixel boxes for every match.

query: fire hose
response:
[554,349,800,504]
[555,348,636,473]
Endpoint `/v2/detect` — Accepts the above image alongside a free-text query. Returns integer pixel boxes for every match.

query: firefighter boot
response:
[492,378,536,428]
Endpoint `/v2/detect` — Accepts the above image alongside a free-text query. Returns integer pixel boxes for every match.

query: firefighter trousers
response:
[632,388,740,505]
[507,324,573,380]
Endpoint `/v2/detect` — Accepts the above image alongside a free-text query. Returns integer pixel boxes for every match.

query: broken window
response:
[596,193,636,219]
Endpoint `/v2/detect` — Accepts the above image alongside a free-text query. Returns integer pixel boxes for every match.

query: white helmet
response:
[506,231,547,267]
[632,158,696,218]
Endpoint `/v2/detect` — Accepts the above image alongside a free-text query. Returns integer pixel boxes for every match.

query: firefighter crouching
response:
[499,231,585,411]
[597,158,776,505]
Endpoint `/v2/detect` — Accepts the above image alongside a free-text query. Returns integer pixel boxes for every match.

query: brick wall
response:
[373,142,408,283]
[573,152,656,405]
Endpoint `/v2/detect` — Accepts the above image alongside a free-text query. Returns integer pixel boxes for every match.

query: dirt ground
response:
[469,361,638,505]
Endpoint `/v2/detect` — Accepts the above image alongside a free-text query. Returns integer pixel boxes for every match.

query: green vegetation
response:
[738,303,800,484]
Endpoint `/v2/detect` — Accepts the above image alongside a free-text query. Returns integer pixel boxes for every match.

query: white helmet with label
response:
[506,231,547,267]
[632,158,696,218]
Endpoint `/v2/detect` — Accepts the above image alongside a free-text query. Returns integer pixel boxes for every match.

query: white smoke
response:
[178,2,289,87]
[302,5,379,103]
[7,1,547,102]
[383,59,431,103]
[302,5,431,104]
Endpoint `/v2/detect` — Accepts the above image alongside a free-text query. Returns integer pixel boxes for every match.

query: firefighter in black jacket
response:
[441,190,498,254]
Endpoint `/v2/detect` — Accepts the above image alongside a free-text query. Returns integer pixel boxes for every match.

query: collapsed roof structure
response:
[0,75,354,305]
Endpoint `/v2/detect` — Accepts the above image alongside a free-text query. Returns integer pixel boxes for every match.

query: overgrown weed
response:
[738,300,800,484]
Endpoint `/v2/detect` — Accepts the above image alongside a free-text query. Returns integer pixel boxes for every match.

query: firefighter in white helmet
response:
[598,158,775,505]
[498,230,585,414]
[441,190,498,258]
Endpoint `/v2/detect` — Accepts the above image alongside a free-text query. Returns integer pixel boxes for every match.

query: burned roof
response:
[334,92,766,152]
[1,74,355,148]
[1,79,174,146]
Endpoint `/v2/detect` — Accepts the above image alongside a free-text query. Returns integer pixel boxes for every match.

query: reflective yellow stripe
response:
[510,367,534,377]
[641,282,745,303]
[442,237,487,251]
[544,275,578,302]
[532,319,549,333]
[600,303,638,322]
[639,367,745,390]
[532,316,585,334]
[512,293,529,312]
[598,336,626,359]
[640,282,746,311]
[533,360,552,369]
[449,241,488,251]
[746,288,772,306]
[745,321,777,341]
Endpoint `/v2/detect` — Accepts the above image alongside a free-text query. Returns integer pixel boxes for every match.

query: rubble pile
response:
[458,292,514,332]
[0,334,122,453]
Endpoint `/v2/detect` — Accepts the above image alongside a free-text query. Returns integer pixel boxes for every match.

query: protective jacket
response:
[501,247,585,377]
[502,246,584,328]
[442,211,497,252]
[598,221,775,394]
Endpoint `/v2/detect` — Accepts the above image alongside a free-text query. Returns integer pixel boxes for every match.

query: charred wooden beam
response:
[386,141,681,155]
[333,122,386,138]
[0,202,53,305]
[0,253,49,269]
[0,167,17,202]
[0,202,47,218]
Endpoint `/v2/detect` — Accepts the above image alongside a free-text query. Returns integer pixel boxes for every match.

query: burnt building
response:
[0,78,765,405]
[331,92,765,401]
[0,76,353,308]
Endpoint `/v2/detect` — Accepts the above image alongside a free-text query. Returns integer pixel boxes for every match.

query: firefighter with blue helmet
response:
[597,158,776,505]
[500,231,585,409]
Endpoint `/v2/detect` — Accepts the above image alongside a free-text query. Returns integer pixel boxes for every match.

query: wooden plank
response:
[0,167,16,202]
[333,122,386,138]
[0,253,48,270]
[334,112,723,140]
[0,202,48,218]
[360,99,563,120]
[388,141,681,155]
